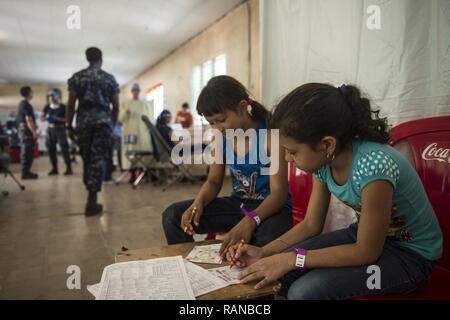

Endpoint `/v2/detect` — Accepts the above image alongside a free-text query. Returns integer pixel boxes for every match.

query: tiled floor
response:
[0,156,229,299]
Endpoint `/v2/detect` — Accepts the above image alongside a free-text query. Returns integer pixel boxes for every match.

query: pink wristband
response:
[240,204,261,226]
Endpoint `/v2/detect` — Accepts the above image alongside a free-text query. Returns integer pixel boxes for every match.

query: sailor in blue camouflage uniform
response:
[67,47,120,216]
[16,86,39,180]
[41,89,72,176]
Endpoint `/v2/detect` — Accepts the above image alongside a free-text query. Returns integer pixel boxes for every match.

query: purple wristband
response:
[240,204,261,226]
[294,248,307,272]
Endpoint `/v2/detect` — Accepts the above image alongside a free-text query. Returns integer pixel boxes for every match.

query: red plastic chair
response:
[289,163,313,225]
[356,115,450,299]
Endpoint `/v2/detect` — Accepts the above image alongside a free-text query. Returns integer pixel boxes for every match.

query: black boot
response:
[48,167,59,176]
[64,165,73,176]
[22,171,38,180]
[85,191,103,216]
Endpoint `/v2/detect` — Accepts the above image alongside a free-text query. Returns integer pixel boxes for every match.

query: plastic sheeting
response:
[261,0,450,231]
[261,0,450,126]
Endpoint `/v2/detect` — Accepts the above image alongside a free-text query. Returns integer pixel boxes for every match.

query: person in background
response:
[175,102,193,129]
[157,109,209,181]
[102,122,122,184]
[0,121,6,156]
[5,111,19,148]
[113,122,122,171]
[102,151,114,184]
[68,113,79,164]
[16,86,38,180]
[6,111,17,132]
[40,89,72,176]
[0,120,5,146]
[156,110,175,149]
[69,136,78,164]
[67,47,120,216]
[118,83,154,183]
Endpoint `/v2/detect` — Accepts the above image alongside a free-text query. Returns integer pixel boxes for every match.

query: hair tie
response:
[338,84,348,95]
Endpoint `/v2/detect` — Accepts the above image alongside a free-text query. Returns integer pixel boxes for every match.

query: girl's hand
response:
[180,202,203,236]
[240,252,296,289]
[226,243,264,267]
[219,217,255,258]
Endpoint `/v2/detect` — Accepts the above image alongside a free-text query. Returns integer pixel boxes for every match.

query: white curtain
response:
[261,0,450,231]
[261,0,450,125]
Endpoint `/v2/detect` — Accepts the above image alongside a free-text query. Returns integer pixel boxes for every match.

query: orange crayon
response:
[230,239,245,269]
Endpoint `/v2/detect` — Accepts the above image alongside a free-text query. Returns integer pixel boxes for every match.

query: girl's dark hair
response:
[197,75,269,123]
[270,83,389,151]
[156,110,171,128]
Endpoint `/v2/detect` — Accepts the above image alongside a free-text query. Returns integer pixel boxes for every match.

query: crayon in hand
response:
[183,207,197,234]
[230,239,245,269]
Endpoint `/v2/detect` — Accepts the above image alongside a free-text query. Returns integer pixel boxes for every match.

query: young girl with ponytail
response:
[162,75,292,257]
[226,83,442,299]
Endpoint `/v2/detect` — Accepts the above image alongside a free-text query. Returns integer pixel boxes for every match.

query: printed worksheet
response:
[185,243,223,264]
[96,256,195,300]
[87,283,100,298]
[208,266,244,285]
[89,260,231,299]
[183,260,229,297]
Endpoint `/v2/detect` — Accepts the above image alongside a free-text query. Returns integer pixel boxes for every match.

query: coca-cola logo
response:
[422,143,450,163]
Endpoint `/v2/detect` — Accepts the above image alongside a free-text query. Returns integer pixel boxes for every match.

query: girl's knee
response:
[287,282,318,300]
[162,204,177,225]
[287,274,330,300]
[162,202,186,227]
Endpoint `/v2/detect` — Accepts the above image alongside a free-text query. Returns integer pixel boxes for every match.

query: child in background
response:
[156,110,176,149]
[227,83,443,299]
[175,102,193,129]
[162,75,292,256]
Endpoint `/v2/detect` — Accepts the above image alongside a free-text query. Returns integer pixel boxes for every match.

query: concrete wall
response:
[122,0,261,116]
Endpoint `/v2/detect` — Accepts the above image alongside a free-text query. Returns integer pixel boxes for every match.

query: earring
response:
[326,152,335,161]
[247,104,253,116]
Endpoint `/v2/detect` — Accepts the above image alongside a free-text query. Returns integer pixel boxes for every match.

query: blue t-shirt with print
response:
[223,122,291,208]
[314,139,442,261]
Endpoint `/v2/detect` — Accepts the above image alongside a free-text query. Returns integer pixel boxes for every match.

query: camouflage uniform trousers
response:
[77,124,113,192]
[18,124,35,174]
[46,126,71,169]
